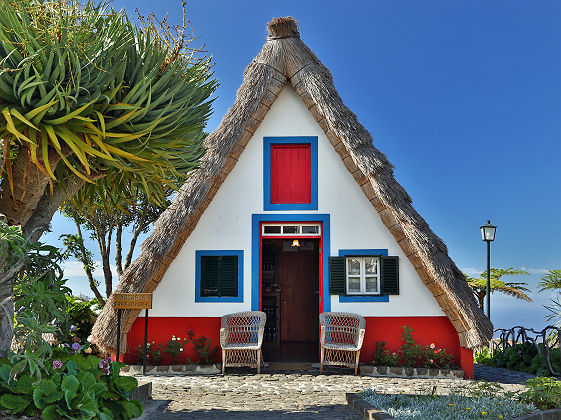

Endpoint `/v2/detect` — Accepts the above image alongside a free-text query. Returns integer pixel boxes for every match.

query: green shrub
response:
[66,296,99,344]
[0,349,142,419]
[519,377,561,410]
[476,342,560,377]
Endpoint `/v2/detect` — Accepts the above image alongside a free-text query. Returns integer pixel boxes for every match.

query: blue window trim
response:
[252,214,330,311]
[195,250,244,302]
[338,249,389,303]
[263,136,318,211]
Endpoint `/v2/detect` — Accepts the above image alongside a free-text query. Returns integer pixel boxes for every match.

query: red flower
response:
[434,349,442,354]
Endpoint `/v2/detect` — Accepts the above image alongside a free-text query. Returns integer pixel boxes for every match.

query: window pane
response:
[347,259,361,275]
[263,225,281,234]
[365,258,378,275]
[347,276,361,293]
[302,225,319,234]
[282,225,299,234]
[365,276,378,293]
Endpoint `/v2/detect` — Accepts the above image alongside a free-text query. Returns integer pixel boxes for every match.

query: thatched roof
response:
[91,17,493,352]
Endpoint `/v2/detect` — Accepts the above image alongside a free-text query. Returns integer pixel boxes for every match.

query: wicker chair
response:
[319,312,366,375]
[220,311,267,374]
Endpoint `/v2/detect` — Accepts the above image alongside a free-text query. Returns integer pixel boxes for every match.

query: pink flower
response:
[53,360,63,371]
[392,352,396,356]
[429,343,435,349]
[430,359,434,363]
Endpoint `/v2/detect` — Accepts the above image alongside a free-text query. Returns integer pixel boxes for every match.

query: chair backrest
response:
[320,312,365,344]
[221,311,266,344]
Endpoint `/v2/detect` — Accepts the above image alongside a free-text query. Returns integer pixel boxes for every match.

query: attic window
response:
[270,144,311,204]
[263,137,318,211]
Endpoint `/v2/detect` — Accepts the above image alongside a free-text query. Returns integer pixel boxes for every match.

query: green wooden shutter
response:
[381,256,399,295]
[201,256,220,296]
[218,255,238,297]
[329,256,346,295]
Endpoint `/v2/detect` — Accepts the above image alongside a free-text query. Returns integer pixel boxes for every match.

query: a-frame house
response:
[92,17,492,378]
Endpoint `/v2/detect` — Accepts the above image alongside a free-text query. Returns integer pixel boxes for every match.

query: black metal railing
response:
[491,326,560,377]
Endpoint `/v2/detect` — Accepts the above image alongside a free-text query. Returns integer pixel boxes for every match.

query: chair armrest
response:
[220,327,228,347]
[355,328,366,350]
[320,325,327,346]
[257,328,264,348]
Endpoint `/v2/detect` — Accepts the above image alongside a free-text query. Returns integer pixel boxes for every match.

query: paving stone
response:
[135,365,533,419]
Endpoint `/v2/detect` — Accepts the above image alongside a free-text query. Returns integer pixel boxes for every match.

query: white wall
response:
[150,86,444,318]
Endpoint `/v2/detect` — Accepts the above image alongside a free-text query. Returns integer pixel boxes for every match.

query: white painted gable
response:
[151,86,444,317]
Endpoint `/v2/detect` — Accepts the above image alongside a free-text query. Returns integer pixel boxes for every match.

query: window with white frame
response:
[345,256,380,294]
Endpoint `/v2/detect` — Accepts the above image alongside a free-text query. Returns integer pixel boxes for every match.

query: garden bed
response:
[346,392,561,420]
[360,365,464,379]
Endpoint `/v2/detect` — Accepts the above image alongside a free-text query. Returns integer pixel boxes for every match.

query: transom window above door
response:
[261,223,321,236]
[346,257,380,295]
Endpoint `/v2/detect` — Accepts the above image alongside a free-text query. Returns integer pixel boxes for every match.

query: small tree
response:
[464,267,531,311]
[538,270,561,327]
[60,187,171,304]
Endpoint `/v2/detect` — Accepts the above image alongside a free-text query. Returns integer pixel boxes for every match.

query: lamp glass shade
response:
[480,221,497,242]
[291,239,300,247]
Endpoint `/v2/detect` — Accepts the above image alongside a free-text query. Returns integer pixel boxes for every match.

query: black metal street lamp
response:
[480,220,497,320]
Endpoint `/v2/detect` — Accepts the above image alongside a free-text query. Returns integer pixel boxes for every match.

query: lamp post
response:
[480,220,497,320]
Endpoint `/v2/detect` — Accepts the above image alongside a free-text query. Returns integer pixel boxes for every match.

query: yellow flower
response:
[498,416,504,419]
[466,407,471,410]
[481,412,487,416]
[448,403,454,407]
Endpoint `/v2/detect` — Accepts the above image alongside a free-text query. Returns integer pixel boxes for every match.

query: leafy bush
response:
[372,325,459,369]
[192,335,219,365]
[475,341,560,377]
[519,377,561,410]
[66,296,100,344]
[0,349,142,419]
[373,342,399,367]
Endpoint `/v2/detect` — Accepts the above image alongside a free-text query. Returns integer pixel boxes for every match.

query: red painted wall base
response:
[123,315,473,377]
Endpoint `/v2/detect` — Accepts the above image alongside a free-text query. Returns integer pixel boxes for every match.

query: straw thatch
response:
[91,17,493,353]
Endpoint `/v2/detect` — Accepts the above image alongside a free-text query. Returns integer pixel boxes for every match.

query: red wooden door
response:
[279,243,319,342]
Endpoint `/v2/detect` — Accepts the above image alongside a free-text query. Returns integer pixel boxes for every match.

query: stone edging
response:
[129,382,152,401]
[346,393,394,420]
[360,365,464,379]
[121,364,221,375]
[345,393,561,420]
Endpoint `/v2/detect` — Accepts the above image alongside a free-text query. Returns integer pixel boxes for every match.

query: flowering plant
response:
[372,326,459,369]
[165,335,190,365]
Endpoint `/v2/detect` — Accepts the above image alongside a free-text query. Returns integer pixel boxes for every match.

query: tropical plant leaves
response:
[0,0,217,207]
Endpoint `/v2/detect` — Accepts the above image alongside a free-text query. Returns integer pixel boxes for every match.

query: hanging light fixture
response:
[291,239,300,247]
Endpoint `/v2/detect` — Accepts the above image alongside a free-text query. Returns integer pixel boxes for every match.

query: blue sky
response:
[43,1,560,331]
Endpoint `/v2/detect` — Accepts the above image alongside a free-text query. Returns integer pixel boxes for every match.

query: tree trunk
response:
[477,292,485,311]
[23,176,86,242]
[124,211,147,270]
[73,218,105,306]
[0,144,61,227]
[100,227,114,298]
[0,283,13,358]
[115,221,123,278]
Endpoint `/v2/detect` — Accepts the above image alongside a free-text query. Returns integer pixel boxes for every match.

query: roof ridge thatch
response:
[92,16,493,353]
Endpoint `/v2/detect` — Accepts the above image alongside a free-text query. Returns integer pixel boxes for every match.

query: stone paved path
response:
[137,364,533,419]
